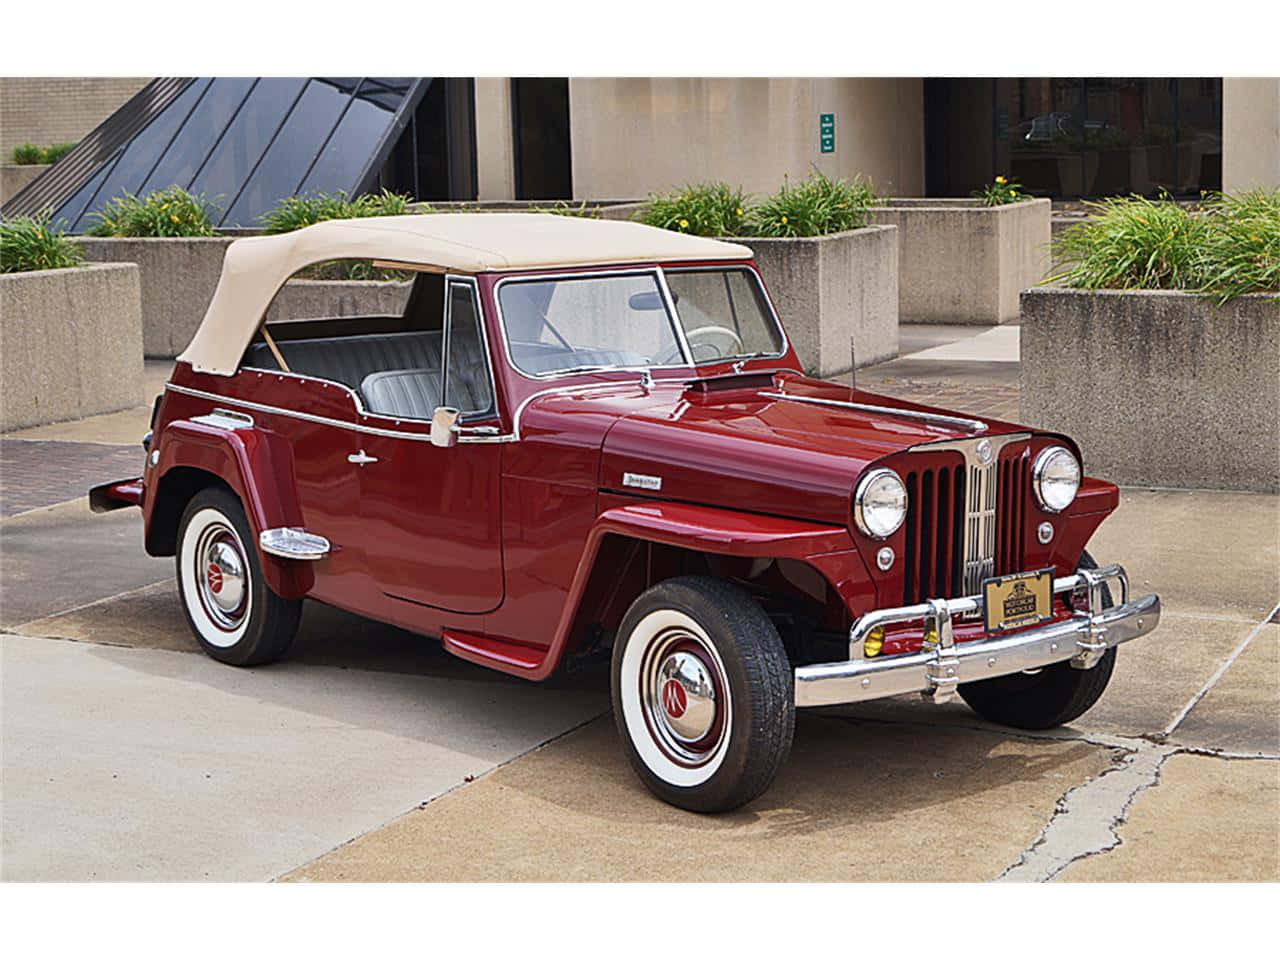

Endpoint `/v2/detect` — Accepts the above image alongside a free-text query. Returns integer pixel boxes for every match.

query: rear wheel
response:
[176,486,301,666]
[611,575,794,813]
[958,550,1115,729]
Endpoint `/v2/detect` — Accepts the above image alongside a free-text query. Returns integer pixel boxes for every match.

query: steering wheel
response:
[656,325,745,364]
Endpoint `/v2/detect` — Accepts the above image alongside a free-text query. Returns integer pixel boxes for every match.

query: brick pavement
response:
[0,438,144,518]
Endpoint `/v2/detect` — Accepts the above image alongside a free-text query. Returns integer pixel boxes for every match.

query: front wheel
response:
[958,550,1115,729]
[176,486,301,666]
[611,575,794,813]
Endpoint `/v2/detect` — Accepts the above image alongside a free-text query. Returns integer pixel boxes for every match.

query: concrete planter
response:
[1,263,144,431]
[76,236,236,358]
[1,163,49,205]
[264,279,412,323]
[728,225,899,376]
[869,198,1051,325]
[1020,288,1280,493]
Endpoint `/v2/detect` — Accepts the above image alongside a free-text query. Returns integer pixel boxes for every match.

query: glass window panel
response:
[1178,78,1222,194]
[444,282,495,417]
[141,77,256,196]
[664,268,785,361]
[298,83,400,196]
[52,155,116,232]
[189,77,308,225]
[1007,77,1084,197]
[224,79,352,227]
[68,78,211,230]
[499,274,681,375]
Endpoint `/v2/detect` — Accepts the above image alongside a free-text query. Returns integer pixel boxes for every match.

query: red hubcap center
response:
[661,678,688,719]
[206,563,223,593]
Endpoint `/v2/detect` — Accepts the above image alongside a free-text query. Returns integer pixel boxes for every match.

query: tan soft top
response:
[178,213,753,376]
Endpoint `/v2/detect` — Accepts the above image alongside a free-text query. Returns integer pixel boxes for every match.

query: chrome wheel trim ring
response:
[620,609,732,787]
[198,526,248,628]
[180,507,253,648]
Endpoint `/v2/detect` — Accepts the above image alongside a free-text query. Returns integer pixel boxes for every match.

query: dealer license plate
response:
[983,569,1053,633]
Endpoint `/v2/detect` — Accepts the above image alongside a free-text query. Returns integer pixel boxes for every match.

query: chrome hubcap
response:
[197,523,247,629]
[641,629,726,766]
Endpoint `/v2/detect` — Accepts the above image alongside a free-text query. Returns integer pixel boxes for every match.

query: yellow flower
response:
[1251,234,1261,242]
[678,218,689,229]
[780,215,788,224]
[160,203,169,210]
[736,207,743,216]
[170,214,178,223]
[995,176,1007,185]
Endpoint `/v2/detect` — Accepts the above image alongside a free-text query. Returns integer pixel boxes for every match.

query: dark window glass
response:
[224,79,352,226]
[298,79,406,197]
[188,77,308,223]
[64,78,211,231]
[444,282,494,417]
[51,155,116,230]
[513,78,571,200]
[141,77,256,196]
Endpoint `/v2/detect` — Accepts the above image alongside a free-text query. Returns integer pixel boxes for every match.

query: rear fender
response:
[145,419,312,597]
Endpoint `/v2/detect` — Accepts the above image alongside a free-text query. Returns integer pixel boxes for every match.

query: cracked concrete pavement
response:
[3,347,1278,881]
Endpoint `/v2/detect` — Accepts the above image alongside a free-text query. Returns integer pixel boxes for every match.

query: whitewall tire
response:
[175,487,301,666]
[611,575,794,813]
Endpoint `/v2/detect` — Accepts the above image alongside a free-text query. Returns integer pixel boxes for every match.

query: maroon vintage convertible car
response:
[92,214,1160,812]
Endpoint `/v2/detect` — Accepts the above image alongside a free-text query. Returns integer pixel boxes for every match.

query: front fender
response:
[145,419,312,598]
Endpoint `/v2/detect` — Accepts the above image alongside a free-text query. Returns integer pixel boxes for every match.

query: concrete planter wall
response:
[869,198,1051,325]
[1,163,49,205]
[264,279,412,323]
[729,225,899,376]
[76,236,235,358]
[1,263,144,431]
[1021,288,1280,493]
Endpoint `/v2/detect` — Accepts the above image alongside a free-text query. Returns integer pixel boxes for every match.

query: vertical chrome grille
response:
[900,433,1030,604]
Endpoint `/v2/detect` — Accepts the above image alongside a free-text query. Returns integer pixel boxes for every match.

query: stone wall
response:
[869,198,1051,325]
[1,164,48,205]
[264,279,413,324]
[729,225,899,376]
[1,263,144,431]
[76,237,236,358]
[1020,288,1280,492]
[0,78,148,158]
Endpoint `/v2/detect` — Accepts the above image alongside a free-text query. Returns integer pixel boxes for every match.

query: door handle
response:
[347,450,378,466]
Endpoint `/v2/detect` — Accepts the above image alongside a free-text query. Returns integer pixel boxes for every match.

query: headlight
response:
[854,468,907,539]
[1033,445,1080,512]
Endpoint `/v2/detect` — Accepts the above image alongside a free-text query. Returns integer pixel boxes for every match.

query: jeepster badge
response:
[623,472,663,492]
[976,438,993,464]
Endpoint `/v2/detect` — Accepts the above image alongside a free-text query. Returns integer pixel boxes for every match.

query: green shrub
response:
[746,170,875,238]
[259,189,415,280]
[10,142,78,165]
[1047,191,1278,302]
[88,187,218,237]
[973,175,1029,206]
[258,188,412,234]
[634,183,748,237]
[532,200,602,218]
[1,213,85,273]
[1196,190,1279,304]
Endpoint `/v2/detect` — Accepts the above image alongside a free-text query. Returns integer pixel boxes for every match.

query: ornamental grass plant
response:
[634,183,748,237]
[0,213,85,273]
[88,186,218,238]
[973,175,1030,206]
[259,189,415,280]
[10,142,76,165]
[1047,190,1278,303]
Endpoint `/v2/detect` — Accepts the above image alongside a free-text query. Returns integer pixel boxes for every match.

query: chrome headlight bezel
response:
[1032,445,1081,513]
[854,467,908,539]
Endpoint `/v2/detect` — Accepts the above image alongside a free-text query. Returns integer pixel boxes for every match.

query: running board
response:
[442,629,549,678]
[259,527,331,561]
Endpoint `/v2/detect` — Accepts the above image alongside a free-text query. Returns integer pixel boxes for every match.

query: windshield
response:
[497,267,785,378]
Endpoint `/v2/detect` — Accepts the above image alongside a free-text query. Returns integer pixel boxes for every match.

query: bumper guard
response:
[794,563,1160,708]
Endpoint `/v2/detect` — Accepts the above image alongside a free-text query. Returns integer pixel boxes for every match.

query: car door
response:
[355,276,505,614]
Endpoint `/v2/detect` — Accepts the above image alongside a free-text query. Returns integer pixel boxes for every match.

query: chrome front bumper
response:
[794,563,1160,708]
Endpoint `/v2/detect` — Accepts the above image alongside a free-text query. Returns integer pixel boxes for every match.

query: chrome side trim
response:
[258,527,331,561]
[760,391,989,434]
[191,408,254,430]
[795,562,1159,708]
[165,379,651,445]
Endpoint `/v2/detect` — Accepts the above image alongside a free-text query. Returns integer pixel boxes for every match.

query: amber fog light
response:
[864,626,884,658]
[854,468,907,539]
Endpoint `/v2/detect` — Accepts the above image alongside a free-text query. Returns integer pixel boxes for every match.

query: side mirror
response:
[430,406,460,448]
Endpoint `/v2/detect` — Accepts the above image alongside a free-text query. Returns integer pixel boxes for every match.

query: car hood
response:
[586,372,1029,527]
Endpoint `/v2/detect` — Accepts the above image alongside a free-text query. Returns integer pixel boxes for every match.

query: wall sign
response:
[819,112,835,153]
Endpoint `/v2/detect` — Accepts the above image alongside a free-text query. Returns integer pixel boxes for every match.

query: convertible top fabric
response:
[178,213,753,376]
